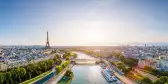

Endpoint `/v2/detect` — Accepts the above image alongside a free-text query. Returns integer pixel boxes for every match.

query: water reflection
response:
[71,65,115,84]
[71,52,115,84]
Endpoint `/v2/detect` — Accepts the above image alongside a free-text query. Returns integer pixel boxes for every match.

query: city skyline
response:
[1,0,168,46]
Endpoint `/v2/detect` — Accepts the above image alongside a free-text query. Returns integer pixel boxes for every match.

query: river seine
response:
[70,52,115,84]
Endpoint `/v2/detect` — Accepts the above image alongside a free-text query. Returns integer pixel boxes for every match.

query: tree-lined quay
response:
[0,49,77,84]
[21,70,51,84]
[0,59,55,84]
[46,64,74,84]
[37,50,77,84]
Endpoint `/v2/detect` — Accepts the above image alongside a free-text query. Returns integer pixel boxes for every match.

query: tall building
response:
[45,31,50,49]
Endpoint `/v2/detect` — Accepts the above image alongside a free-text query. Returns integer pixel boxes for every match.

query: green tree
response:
[46,60,54,70]
[63,51,71,58]
[144,66,153,72]
[151,69,159,76]
[65,70,73,78]
[56,66,63,74]
[65,56,70,60]
[113,52,125,61]
[19,68,26,82]
[14,81,18,84]
[160,71,168,76]
[39,62,46,72]
[111,62,116,65]
[159,76,168,83]
[6,72,12,78]
[26,64,33,72]
[62,61,70,68]
[56,59,62,65]
[9,78,14,84]
[16,68,22,82]
[20,68,26,76]
[0,54,63,84]
[10,68,20,82]
[153,76,168,84]
[73,53,77,58]
[27,72,31,79]
[153,79,163,84]
[139,77,152,84]
[5,72,13,84]
[53,54,61,62]
[123,58,138,67]
[4,79,9,84]
[114,52,122,58]
[0,73,5,84]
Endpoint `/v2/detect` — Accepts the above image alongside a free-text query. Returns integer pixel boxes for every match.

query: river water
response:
[70,52,116,84]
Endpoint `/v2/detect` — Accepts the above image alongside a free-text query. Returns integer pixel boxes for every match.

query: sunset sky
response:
[0,0,168,46]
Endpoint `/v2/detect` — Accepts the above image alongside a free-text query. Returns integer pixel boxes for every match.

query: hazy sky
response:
[0,0,168,46]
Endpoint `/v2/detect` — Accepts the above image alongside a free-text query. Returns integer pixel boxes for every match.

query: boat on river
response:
[116,80,124,84]
[111,76,118,81]
[101,69,116,82]
[100,63,106,69]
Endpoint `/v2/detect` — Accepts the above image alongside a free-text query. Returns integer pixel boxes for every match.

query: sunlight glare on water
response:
[71,65,116,84]
[71,52,116,84]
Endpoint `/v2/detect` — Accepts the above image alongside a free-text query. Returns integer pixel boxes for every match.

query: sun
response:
[74,21,108,45]
[85,28,105,44]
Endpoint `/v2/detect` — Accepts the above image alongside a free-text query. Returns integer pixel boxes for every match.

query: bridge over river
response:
[71,58,101,65]
[45,51,135,84]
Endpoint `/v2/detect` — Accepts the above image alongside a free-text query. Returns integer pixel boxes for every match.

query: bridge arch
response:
[71,59,101,65]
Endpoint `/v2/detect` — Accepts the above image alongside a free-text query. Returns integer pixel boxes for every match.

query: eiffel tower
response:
[45,31,50,49]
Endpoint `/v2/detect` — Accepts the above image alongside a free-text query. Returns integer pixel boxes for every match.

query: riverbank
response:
[58,70,74,84]
[46,64,74,84]
[21,70,52,84]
